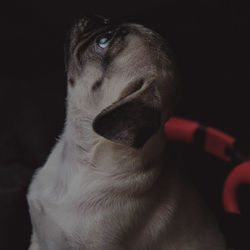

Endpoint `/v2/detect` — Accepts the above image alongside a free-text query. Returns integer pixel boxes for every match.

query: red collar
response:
[164,117,250,215]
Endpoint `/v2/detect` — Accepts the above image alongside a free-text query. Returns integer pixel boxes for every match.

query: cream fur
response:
[27,21,226,250]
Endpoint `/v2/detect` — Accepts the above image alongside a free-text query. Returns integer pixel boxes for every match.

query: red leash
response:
[164,117,250,215]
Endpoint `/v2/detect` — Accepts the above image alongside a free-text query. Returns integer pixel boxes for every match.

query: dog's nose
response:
[92,14,110,26]
[76,15,110,35]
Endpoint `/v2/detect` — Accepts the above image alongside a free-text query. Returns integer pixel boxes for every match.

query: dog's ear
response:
[92,78,162,148]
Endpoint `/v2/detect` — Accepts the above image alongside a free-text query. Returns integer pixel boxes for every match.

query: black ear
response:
[92,80,162,148]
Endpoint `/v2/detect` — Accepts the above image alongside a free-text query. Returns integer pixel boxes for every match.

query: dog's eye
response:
[96,31,114,48]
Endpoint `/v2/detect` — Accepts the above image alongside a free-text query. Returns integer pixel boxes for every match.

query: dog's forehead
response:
[108,35,155,73]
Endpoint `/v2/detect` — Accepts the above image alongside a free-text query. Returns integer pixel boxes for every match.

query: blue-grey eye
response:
[96,31,114,48]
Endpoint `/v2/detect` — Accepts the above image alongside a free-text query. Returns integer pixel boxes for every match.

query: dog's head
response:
[65,16,179,148]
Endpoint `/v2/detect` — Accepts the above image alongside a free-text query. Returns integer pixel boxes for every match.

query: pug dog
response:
[27,16,226,250]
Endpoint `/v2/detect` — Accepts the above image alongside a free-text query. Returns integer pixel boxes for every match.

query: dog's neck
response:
[61,115,167,174]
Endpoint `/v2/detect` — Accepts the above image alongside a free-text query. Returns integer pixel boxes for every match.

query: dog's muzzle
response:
[78,15,110,34]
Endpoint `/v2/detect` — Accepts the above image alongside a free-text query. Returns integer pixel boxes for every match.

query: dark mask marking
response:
[92,79,103,91]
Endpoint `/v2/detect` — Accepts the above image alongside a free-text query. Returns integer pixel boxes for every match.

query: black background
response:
[0,1,249,249]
